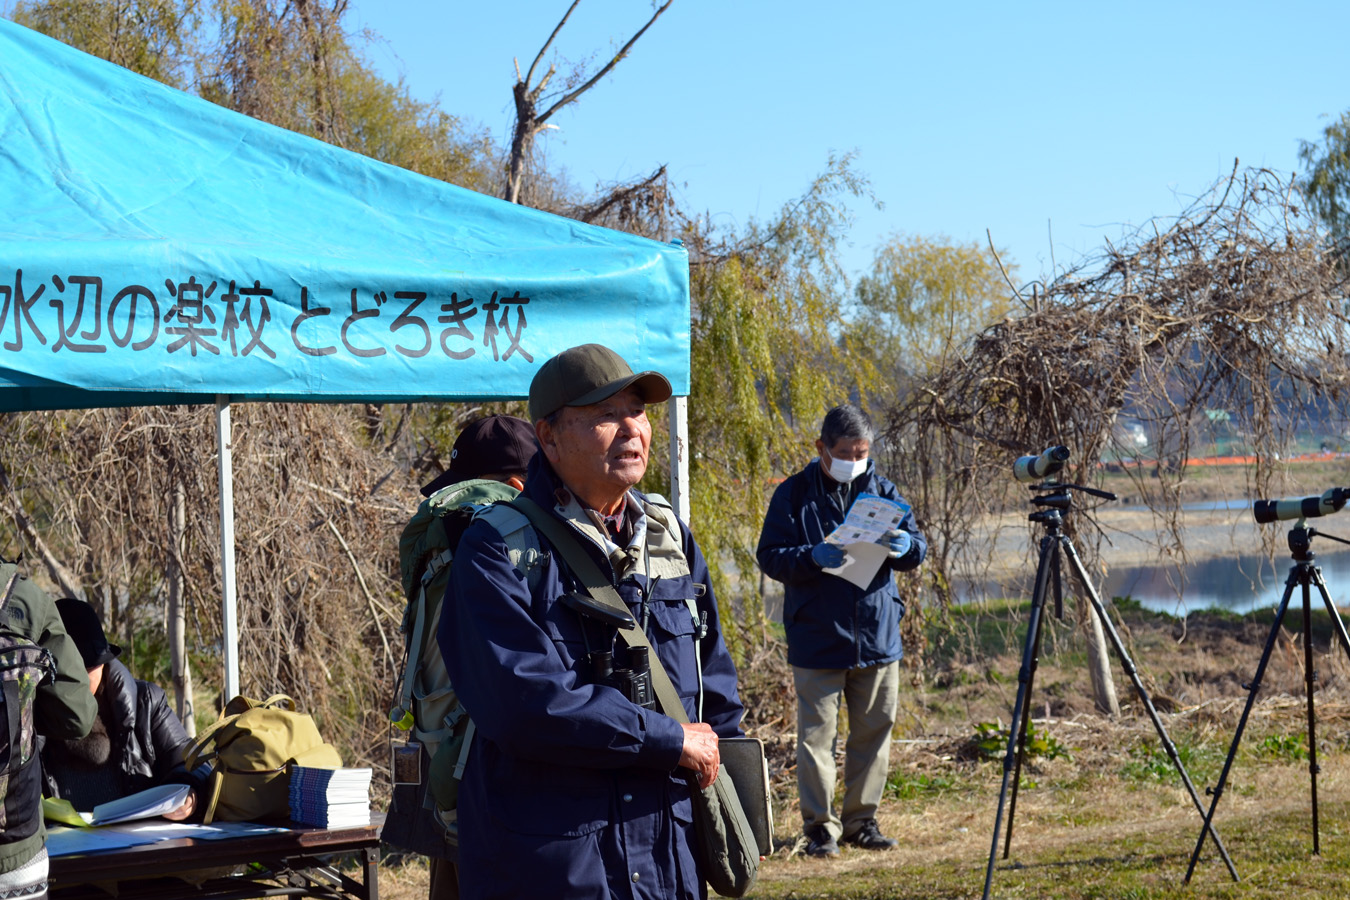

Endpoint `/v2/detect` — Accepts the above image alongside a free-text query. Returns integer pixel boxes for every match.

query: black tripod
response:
[982,483,1238,900]
[1184,524,1350,882]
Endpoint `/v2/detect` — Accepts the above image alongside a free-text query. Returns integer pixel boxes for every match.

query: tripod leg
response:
[1303,572,1321,853]
[1184,568,1298,883]
[1003,544,1052,859]
[1059,537,1239,882]
[982,534,1055,900]
[1310,566,1350,854]
[1314,564,1350,666]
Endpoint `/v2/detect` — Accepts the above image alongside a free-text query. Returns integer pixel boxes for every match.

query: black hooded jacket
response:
[39,658,207,809]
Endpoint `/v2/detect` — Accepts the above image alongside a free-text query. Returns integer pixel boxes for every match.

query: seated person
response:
[38,598,207,820]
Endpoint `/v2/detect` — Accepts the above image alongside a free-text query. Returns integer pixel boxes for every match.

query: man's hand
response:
[162,790,197,822]
[811,542,847,568]
[679,722,720,789]
[884,528,912,560]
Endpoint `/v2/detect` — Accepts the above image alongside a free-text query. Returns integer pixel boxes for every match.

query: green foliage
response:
[854,233,1015,377]
[1110,594,1143,613]
[683,153,886,654]
[336,67,498,193]
[1299,109,1350,248]
[971,719,1071,762]
[1256,732,1308,762]
[12,0,200,87]
[1121,743,1193,784]
[884,769,958,800]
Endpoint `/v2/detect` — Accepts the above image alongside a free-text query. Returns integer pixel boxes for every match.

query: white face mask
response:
[824,454,867,484]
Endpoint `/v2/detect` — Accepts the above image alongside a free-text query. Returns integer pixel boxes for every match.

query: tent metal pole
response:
[216,396,240,700]
[668,396,690,523]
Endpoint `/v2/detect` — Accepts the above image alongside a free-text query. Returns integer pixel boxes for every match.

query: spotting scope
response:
[1252,487,1350,524]
[1012,446,1070,484]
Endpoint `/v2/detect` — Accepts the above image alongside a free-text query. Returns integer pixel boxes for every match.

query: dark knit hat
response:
[55,597,121,668]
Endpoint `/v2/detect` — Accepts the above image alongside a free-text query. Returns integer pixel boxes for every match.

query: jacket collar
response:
[523,454,650,579]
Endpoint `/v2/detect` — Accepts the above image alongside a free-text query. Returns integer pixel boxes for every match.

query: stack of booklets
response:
[288,766,373,828]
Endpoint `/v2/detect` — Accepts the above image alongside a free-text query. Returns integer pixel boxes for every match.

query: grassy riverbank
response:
[376,596,1350,898]
[745,598,1350,898]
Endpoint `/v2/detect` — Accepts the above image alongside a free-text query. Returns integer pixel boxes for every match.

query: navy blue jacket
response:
[756,459,926,669]
[438,459,744,900]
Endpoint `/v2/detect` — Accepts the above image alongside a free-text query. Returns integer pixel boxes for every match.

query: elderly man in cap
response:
[438,344,744,900]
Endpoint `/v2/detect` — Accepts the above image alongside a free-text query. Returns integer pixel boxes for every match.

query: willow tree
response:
[856,234,1016,377]
[1300,109,1350,251]
[677,155,885,651]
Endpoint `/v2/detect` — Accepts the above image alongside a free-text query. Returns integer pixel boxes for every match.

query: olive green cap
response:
[528,343,672,422]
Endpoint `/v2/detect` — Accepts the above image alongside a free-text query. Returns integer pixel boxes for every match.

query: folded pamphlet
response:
[821,493,912,589]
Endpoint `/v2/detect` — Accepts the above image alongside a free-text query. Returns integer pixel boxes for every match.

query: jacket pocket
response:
[541,607,591,672]
[646,596,701,708]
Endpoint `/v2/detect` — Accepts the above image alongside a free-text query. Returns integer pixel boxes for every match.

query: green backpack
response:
[391,480,544,841]
[185,693,343,823]
[0,570,55,843]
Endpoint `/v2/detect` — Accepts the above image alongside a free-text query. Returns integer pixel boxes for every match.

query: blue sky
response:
[354,3,1344,287]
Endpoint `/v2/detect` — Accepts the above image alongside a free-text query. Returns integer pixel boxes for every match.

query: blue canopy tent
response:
[0,19,692,698]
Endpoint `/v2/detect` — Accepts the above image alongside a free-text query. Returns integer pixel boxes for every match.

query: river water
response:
[1097,547,1350,615]
[965,499,1350,616]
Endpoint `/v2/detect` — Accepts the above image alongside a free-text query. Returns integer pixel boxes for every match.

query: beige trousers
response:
[793,660,899,840]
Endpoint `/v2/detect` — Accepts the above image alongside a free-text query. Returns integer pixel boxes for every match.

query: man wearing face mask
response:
[756,404,926,858]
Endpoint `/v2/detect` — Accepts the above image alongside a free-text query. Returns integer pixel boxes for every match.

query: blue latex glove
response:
[885,529,912,560]
[811,542,847,568]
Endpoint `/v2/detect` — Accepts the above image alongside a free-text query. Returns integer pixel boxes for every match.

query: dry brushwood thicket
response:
[884,166,1350,625]
[0,402,446,774]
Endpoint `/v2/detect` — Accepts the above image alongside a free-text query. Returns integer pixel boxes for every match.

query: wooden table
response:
[48,814,383,900]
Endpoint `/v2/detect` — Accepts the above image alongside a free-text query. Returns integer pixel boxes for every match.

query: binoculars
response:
[590,646,655,710]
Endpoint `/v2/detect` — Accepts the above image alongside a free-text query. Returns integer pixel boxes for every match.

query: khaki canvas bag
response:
[185,694,342,823]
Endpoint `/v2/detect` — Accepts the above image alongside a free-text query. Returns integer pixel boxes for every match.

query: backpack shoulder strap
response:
[476,502,546,592]
[393,546,454,719]
[507,498,694,726]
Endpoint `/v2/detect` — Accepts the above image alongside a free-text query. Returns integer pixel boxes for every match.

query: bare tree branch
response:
[525,0,580,89]
[535,1,673,127]
[505,0,674,205]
